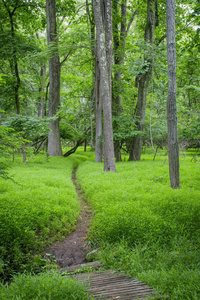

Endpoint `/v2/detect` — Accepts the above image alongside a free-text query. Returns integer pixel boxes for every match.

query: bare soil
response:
[45,168,92,268]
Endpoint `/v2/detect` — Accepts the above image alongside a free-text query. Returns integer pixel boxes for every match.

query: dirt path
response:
[45,167,92,268]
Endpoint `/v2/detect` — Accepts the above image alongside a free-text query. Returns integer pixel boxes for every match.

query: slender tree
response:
[2,0,21,114]
[95,57,103,162]
[93,0,116,171]
[166,0,180,188]
[129,0,157,161]
[113,0,138,161]
[46,0,62,156]
[86,0,102,162]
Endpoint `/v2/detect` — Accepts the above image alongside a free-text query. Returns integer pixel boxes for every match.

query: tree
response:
[128,0,157,161]
[46,0,62,156]
[86,0,103,162]
[112,0,138,161]
[0,0,43,115]
[166,0,180,188]
[93,0,116,171]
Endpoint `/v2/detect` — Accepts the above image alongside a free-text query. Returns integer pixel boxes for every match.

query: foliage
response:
[0,126,27,156]
[0,125,29,178]
[0,270,90,300]
[77,153,200,299]
[112,115,140,142]
[4,116,50,142]
[180,117,200,145]
[59,119,78,140]
[0,155,83,281]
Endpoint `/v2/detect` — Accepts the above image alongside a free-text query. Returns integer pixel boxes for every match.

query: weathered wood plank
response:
[69,270,156,300]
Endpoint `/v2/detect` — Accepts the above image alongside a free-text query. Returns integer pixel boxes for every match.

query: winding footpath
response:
[46,167,92,267]
[46,167,162,300]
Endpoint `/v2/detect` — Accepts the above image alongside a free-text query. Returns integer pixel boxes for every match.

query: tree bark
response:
[113,3,138,161]
[166,0,180,188]
[95,58,103,162]
[9,10,20,115]
[38,63,46,117]
[86,0,102,160]
[2,0,21,114]
[129,0,155,161]
[93,0,116,172]
[46,0,62,156]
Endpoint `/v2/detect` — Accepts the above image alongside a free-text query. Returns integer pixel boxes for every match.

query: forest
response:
[0,0,200,299]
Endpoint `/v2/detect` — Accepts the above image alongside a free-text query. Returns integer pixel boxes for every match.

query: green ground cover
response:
[0,271,90,300]
[1,148,199,299]
[0,154,85,280]
[77,152,200,299]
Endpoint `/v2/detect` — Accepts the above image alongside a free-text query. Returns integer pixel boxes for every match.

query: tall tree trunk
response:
[86,0,102,159]
[95,58,102,162]
[93,0,116,172]
[90,14,96,150]
[3,1,21,114]
[9,12,21,115]
[46,0,62,156]
[166,0,180,188]
[113,0,127,161]
[38,63,46,117]
[129,0,156,161]
[113,2,138,161]
[112,0,123,161]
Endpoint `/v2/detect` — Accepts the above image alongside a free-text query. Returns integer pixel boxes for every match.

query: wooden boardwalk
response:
[63,262,157,300]
[74,270,155,299]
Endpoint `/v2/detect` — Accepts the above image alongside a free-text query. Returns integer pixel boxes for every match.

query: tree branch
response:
[126,8,138,37]
[86,0,92,24]
[60,49,74,67]
[63,126,91,157]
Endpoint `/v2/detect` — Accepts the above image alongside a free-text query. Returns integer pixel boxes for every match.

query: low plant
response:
[0,155,84,280]
[77,154,200,300]
[0,271,90,299]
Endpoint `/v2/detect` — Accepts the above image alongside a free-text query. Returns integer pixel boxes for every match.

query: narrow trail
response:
[46,167,92,268]
[45,167,161,299]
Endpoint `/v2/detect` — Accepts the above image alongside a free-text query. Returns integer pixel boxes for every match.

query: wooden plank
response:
[69,270,156,300]
[60,261,102,273]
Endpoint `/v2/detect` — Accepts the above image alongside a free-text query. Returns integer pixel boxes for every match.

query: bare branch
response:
[60,49,73,67]
[156,34,167,46]
[63,126,91,157]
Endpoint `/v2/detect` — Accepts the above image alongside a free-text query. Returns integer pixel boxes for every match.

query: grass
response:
[1,147,199,299]
[76,150,200,299]
[0,153,88,280]
[0,270,90,299]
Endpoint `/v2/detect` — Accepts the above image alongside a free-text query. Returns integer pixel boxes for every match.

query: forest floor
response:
[45,168,92,268]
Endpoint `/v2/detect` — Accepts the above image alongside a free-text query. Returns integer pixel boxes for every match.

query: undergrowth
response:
[0,154,86,281]
[0,270,90,299]
[77,152,200,300]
